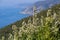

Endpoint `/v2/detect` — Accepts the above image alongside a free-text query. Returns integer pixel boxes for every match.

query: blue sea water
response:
[0,7,30,28]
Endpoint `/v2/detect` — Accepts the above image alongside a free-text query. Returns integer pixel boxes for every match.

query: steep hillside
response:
[0,4,60,39]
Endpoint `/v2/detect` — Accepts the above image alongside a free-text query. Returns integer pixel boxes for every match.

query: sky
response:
[0,0,45,28]
[0,0,42,8]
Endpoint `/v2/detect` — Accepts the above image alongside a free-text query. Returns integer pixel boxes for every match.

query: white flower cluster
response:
[0,6,60,40]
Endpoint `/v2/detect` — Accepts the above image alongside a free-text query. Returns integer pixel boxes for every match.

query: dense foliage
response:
[0,4,60,40]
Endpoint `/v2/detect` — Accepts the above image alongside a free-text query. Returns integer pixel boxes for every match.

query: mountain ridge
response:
[22,0,60,14]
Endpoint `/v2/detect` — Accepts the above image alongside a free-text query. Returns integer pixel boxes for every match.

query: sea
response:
[0,5,30,28]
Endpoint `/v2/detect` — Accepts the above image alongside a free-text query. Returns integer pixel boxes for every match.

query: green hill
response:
[0,4,60,40]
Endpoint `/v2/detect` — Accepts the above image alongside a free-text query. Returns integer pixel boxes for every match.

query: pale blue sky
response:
[0,0,45,8]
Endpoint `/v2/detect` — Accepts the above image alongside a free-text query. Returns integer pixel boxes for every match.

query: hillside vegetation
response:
[0,4,60,40]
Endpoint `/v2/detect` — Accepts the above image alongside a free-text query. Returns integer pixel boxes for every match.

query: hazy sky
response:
[0,0,45,7]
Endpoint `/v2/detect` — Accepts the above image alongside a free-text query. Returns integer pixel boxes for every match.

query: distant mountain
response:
[22,0,60,14]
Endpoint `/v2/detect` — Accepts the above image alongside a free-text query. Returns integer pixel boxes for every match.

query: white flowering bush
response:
[0,6,60,40]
